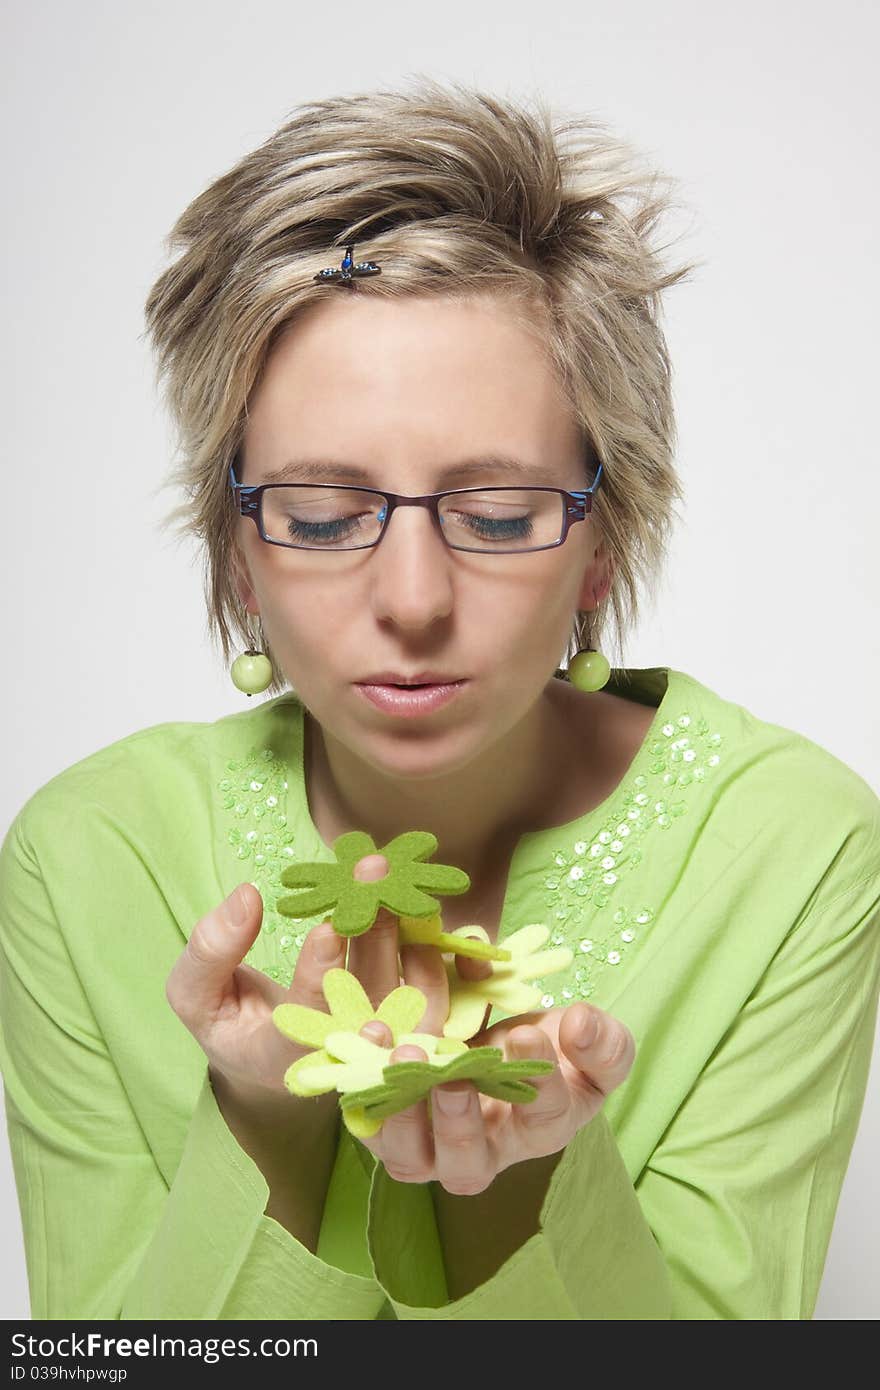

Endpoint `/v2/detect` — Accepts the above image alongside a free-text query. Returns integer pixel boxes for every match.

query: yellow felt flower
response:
[273,963,560,1140]
[272,967,465,1125]
[292,1029,469,1138]
[398,912,511,963]
[273,967,427,1089]
[442,923,575,1040]
[297,1028,466,1090]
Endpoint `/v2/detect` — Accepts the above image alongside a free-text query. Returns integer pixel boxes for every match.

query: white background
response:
[1,0,878,1319]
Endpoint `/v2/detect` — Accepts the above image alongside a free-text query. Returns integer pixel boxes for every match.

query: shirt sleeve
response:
[366,1105,674,1318]
[639,863,880,1319]
[0,811,388,1321]
[365,863,880,1319]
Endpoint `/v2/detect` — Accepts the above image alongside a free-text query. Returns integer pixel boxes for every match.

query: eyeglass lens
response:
[259,486,567,552]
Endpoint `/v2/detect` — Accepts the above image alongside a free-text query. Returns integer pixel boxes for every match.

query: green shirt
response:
[1,666,878,1319]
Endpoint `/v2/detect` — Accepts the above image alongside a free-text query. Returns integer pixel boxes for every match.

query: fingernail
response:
[315,929,343,963]
[361,1020,391,1046]
[224,886,248,926]
[353,854,389,883]
[575,1004,600,1048]
[434,1087,471,1115]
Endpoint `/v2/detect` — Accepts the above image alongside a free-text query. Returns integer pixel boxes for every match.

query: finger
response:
[558,1003,636,1098]
[447,935,493,1037]
[399,942,448,1033]
[506,1024,571,1155]
[166,883,263,1025]
[359,1019,392,1047]
[431,1073,493,1196]
[287,920,348,1009]
[453,938,493,984]
[346,855,401,1009]
[371,1042,434,1181]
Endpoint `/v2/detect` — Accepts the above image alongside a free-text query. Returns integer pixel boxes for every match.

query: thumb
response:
[166,883,264,1024]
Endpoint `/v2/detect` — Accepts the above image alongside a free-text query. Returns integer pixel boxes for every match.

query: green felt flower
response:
[442,923,575,1040]
[276,830,470,937]
[340,1045,555,1138]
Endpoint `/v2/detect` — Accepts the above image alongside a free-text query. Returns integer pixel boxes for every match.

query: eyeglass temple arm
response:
[229,461,261,518]
[567,459,603,508]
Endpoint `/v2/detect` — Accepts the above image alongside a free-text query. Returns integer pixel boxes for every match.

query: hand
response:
[343,852,494,1032]
[165,882,343,1115]
[355,1001,636,1195]
[163,852,477,1111]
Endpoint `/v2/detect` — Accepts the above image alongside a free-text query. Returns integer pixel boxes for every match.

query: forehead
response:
[272,289,551,364]
[245,293,580,459]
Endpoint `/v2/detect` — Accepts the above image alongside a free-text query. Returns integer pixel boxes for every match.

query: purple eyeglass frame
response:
[228,459,604,554]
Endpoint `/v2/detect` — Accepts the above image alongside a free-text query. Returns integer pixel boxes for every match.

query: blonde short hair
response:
[143,76,700,695]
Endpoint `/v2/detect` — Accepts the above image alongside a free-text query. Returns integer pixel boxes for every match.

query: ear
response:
[577,546,615,612]
[231,545,259,615]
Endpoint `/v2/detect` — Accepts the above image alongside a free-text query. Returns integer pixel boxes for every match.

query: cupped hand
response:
[163,851,479,1110]
[165,880,351,1109]
[355,1000,636,1195]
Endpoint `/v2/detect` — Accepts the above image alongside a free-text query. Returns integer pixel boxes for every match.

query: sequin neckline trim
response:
[221,667,726,999]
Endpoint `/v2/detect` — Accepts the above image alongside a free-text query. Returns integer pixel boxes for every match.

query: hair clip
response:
[313,241,382,285]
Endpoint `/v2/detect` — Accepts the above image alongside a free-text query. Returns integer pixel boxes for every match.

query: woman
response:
[1,78,878,1321]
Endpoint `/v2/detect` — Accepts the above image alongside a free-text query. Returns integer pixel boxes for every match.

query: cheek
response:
[260,573,360,679]
[270,590,332,646]
[493,559,582,625]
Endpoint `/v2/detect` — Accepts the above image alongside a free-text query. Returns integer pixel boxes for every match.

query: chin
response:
[348,717,485,782]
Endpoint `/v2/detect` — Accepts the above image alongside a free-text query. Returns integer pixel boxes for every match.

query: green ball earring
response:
[230,613,273,697]
[567,646,611,692]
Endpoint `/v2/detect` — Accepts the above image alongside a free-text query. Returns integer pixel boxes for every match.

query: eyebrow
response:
[259,455,566,487]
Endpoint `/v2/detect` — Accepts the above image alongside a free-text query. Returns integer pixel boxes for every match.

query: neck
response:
[303,680,573,879]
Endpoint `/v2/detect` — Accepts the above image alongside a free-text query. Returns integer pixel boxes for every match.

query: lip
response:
[355,680,468,718]
[358,670,463,685]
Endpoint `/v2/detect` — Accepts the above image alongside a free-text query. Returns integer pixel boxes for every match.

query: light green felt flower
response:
[273,966,431,1095]
[276,830,470,937]
[288,1028,467,1101]
[398,911,511,963]
[442,923,575,1040]
[340,1045,555,1138]
[271,966,555,1141]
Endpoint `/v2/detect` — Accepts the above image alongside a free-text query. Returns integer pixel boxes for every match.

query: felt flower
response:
[272,966,555,1141]
[276,830,470,937]
[272,966,430,1091]
[290,1029,471,1138]
[340,1044,555,1138]
[442,923,575,1040]
[397,912,512,964]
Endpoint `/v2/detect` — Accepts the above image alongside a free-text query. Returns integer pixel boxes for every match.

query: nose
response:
[368,500,455,629]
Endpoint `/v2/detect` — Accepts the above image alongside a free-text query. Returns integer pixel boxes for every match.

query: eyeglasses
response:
[228,460,603,554]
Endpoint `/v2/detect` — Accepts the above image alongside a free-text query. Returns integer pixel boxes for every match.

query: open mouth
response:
[369,680,462,689]
[355,679,468,716]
